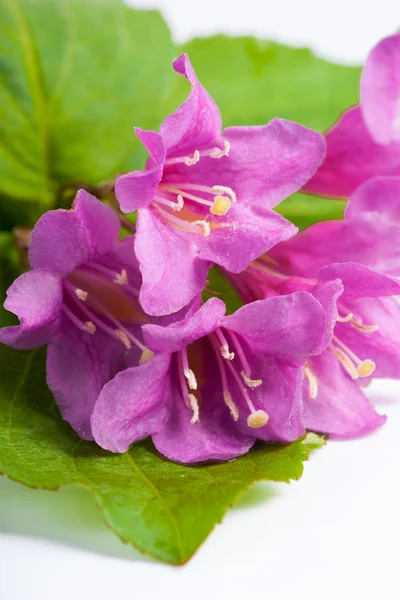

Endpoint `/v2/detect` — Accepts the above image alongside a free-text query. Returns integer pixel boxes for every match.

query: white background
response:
[2,1,400,598]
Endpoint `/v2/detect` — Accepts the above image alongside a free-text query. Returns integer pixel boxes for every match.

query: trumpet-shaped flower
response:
[304,33,400,198]
[0,191,157,440]
[116,53,326,315]
[229,177,400,437]
[91,293,325,463]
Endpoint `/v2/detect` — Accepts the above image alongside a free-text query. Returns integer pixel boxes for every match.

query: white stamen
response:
[188,394,200,423]
[220,345,235,360]
[185,150,200,166]
[331,346,359,380]
[176,195,184,210]
[247,410,269,429]
[115,329,132,350]
[304,364,318,399]
[212,185,237,203]
[75,288,88,301]
[114,269,128,285]
[241,370,262,388]
[223,391,239,421]
[209,140,230,158]
[84,321,96,335]
[185,368,198,390]
[194,220,210,237]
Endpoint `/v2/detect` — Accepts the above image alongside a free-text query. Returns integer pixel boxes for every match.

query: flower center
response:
[62,262,147,352]
[176,327,269,429]
[152,140,236,237]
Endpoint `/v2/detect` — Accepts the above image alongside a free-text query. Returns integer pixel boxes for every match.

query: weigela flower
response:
[115,53,326,316]
[304,33,400,198]
[0,191,158,440]
[229,176,400,438]
[91,293,325,463]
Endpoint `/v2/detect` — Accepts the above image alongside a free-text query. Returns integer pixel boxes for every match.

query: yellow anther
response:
[185,368,198,390]
[76,288,88,301]
[210,195,231,216]
[139,348,155,365]
[241,371,262,388]
[84,321,96,335]
[223,391,239,421]
[357,359,376,378]
[247,410,269,429]
[194,220,210,237]
[175,195,184,211]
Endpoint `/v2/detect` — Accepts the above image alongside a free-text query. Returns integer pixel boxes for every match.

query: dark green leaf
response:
[0,0,176,219]
[0,344,320,563]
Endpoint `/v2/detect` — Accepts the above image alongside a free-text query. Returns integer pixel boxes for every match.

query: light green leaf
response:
[0,344,320,564]
[0,0,176,219]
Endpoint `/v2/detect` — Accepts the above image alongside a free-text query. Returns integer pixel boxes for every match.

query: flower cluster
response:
[1,45,400,464]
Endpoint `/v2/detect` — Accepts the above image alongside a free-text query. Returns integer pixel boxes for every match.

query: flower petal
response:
[91,354,172,453]
[0,269,62,350]
[304,351,386,439]
[160,53,222,157]
[115,129,165,213]
[152,345,254,463]
[361,33,400,145]
[143,297,225,353]
[319,262,400,298]
[195,203,297,273]
[173,118,325,208]
[29,190,121,276]
[135,208,211,316]
[303,106,400,198]
[345,175,400,226]
[222,292,325,363]
[47,320,127,440]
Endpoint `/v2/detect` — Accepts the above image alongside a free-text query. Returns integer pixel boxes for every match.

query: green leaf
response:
[0,0,176,220]
[177,35,360,227]
[0,344,320,564]
[0,232,22,327]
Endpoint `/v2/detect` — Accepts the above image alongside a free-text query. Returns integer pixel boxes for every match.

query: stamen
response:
[241,371,262,388]
[139,348,155,365]
[153,194,184,212]
[194,220,210,237]
[333,336,376,378]
[156,206,211,237]
[114,269,128,285]
[75,288,88,301]
[247,410,269,429]
[181,348,198,390]
[210,335,240,421]
[350,319,379,333]
[337,312,353,323]
[188,394,200,424]
[229,331,262,388]
[211,186,236,203]
[82,263,140,296]
[207,140,230,159]
[304,364,318,399]
[164,150,200,167]
[210,195,231,216]
[63,305,96,334]
[223,391,239,421]
[216,329,235,360]
[331,346,359,380]
[115,329,132,350]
